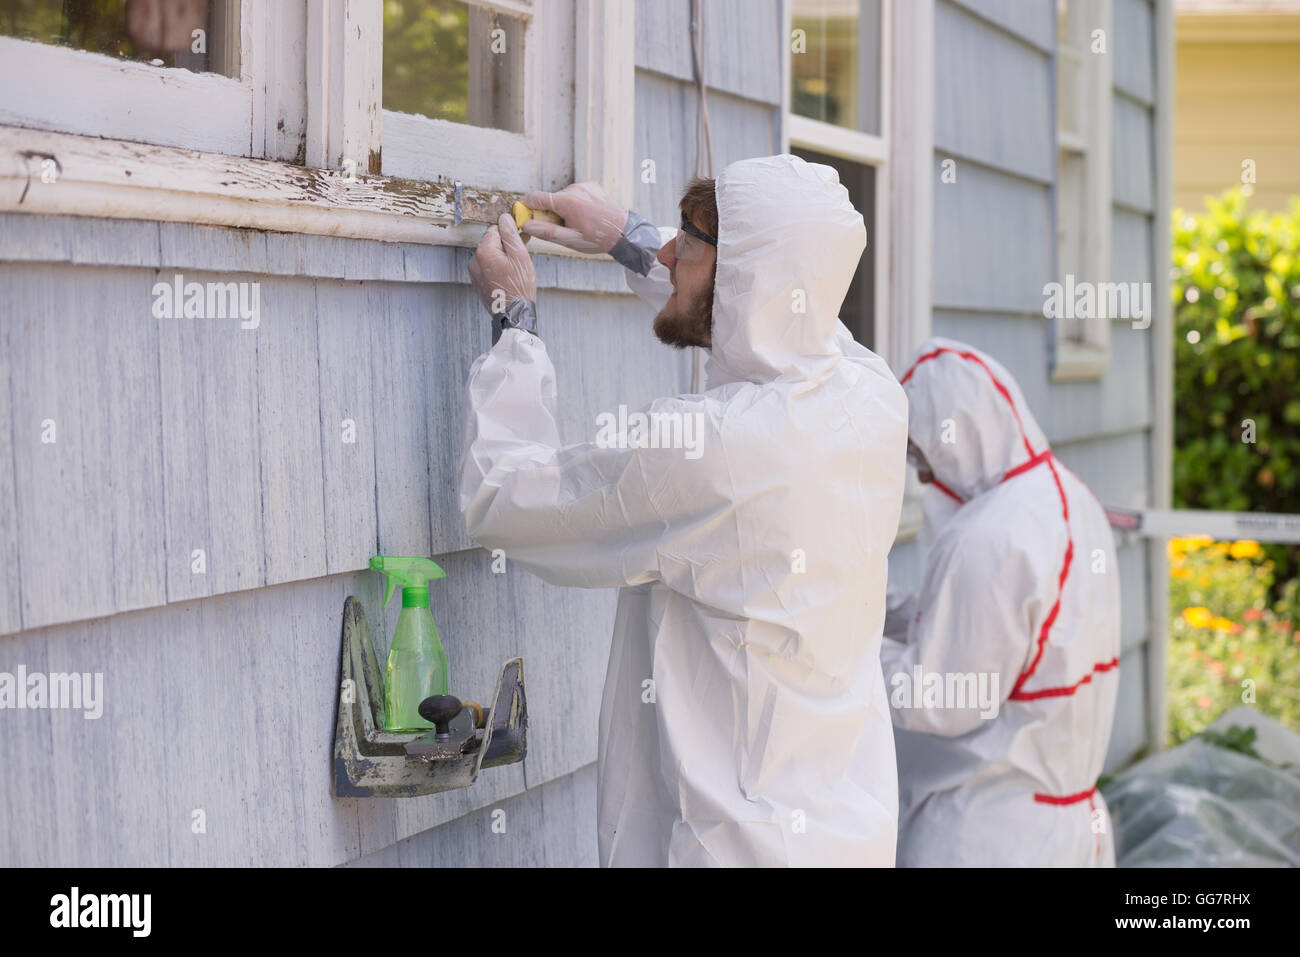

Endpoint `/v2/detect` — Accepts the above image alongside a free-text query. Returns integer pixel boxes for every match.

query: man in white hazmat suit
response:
[460,154,908,866]
[881,337,1121,866]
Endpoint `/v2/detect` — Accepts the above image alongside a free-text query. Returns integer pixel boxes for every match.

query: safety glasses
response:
[675,215,717,264]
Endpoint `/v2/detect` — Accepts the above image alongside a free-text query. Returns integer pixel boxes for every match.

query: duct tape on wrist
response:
[491,298,539,345]
[609,211,664,276]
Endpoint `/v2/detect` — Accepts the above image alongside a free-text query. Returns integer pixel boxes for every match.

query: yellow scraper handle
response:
[512,201,562,243]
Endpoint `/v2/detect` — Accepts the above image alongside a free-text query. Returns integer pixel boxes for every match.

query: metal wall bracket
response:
[332,596,527,798]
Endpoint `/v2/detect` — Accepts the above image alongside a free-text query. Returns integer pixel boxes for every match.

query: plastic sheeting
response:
[1103,708,1300,867]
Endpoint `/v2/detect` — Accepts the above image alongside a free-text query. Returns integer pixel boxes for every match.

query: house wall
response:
[884,0,1164,772]
[1174,18,1300,213]
[0,0,779,867]
[0,0,1164,867]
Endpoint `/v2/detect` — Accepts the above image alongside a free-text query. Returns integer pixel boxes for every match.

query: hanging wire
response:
[690,0,716,179]
[689,0,716,393]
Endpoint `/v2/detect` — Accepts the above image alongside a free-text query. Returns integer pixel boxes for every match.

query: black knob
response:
[418,695,463,737]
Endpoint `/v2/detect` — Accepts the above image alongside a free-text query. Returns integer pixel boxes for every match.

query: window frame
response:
[378,0,570,192]
[1051,0,1114,382]
[781,0,934,542]
[783,0,893,364]
[0,0,633,247]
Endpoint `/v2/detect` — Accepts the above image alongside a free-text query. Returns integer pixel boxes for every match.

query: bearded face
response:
[653,220,717,350]
[653,279,714,349]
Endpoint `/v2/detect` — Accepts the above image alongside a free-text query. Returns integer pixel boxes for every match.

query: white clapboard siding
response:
[0,310,22,634]
[0,555,628,865]
[934,0,1054,183]
[0,0,1169,868]
[929,0,1162,780]
[0,220,689,636]
[368,282,435,560]
[255,281,329,586]
[198,279,268,598]
[931,157,1053,314]
[158,292,215,605]
[948,0,1054,51]
[345,763,599,867]
[635,0,783,106]
[1107,645,1150,770]
[1053,430,1153,514]
[1113,0,1157,105]
[633,73,781,226]
[1113,94,1157,213]
[931,311,1154,445]
[1113,206,1154,281]
[316,285,380,575]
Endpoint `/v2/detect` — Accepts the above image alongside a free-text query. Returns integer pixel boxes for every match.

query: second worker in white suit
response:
[882,338,1122,867]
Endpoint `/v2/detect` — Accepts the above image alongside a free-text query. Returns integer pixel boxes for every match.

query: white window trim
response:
[888,0,934,543]
[1052,0,1113,382]
[1148,0,1175,757]
[781,0,934,543]
[0,1,279,158]
[0,0,634,251]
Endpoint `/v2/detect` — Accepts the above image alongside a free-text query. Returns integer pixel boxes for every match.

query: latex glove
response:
[520,181,629,254]
[468,213,537,314]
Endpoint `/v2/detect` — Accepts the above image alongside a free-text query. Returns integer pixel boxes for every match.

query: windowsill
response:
[0,124,601,260]
[1052,338,1110,382]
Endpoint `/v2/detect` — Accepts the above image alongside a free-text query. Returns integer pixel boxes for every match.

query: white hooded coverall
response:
[460,155,908,866]
[882,338,1121,866]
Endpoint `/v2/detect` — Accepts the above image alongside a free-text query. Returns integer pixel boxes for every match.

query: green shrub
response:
[1171,189,1300,586]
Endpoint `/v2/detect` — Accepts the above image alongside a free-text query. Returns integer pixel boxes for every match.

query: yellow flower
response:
[1183,607,1213,628]
[1169,536,1210,558]
[1210,617,1235,633]
[1172,567,1192,579]
[1229,540,1260,559]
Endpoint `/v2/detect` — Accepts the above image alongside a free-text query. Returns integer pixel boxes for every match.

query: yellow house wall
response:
[1175,18,1300,214]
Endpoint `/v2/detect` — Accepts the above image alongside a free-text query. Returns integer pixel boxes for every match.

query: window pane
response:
[383,0,524,133]
[791,146,875,350]
[0,0,239,77]
[791,0,879,135]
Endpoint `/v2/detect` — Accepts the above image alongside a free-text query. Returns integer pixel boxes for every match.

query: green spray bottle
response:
[370,556,449,733]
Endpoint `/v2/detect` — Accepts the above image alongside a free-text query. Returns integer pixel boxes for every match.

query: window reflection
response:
[0,0,238,77]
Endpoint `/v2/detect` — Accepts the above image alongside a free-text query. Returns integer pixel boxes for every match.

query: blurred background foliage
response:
[1168,537,1300,742]
[1171,187,1300,593]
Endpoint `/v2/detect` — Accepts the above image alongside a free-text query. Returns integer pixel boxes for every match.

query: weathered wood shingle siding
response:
[2,0,1164,865]
[894,0,1163,772]
[0,0,779,867]
[633,0,782,225]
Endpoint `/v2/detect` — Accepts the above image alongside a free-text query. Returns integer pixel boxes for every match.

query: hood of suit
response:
[900,337,1050,501]
[705,154,867,386]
